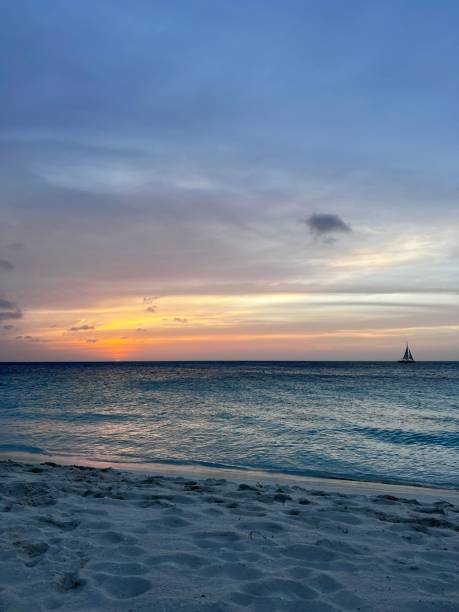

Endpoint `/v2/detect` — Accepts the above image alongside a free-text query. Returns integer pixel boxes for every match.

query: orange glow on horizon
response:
[6,291,458,360]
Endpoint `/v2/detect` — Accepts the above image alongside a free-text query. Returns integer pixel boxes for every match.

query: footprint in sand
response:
[37,516,80,531]
[87,561,148,575]
[286,566,313,579]
[242,577,318,600]
[55,571,85,592]
[84,520,113,530]
[239,551,263,563]
[206,562,263,580]
[202,506,225,517]
[315,537,366,556]
[146,552,206,568]
[230,592,282,612]
[192,530,244,550]
[97,574,152,599]
[77,507,109,517]
[117,545,147,557]
[310,571,342,594]
[402,598,459,612]
[238,520,284,533]
[169,494,196,505]
[96,531,138,545]
[418,577,458,595]
[218,551,240,563]
[159,515,191,528]
[13,540,49,559]
[228,591,254,607]
[329,589,368,611]
[281,544,336,564]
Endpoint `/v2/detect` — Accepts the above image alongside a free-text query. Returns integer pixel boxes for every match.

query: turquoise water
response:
[0,362,458,487]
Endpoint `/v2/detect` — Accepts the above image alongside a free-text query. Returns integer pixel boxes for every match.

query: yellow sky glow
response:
[11,290,457,360]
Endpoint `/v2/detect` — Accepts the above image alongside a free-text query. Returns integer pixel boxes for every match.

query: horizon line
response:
[1,359,458,365]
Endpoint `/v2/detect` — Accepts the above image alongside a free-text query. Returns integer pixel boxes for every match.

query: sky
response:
[0,0,458,361]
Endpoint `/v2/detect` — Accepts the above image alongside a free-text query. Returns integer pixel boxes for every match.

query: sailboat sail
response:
[399,343,415,363]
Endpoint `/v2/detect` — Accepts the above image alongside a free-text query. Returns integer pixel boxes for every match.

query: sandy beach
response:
[0,459,458,611]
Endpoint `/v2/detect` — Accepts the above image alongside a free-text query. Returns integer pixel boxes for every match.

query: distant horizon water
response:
[1,361,458,488]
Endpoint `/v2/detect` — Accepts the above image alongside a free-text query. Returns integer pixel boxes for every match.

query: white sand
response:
[0,459,458,611]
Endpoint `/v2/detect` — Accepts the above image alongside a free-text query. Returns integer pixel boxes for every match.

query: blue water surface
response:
[0,362,458,487]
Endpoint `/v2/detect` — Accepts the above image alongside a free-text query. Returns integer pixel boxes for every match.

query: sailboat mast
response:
[398,341,415,362]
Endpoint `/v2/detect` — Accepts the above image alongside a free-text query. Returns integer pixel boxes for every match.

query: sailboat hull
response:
[398,359,415,363]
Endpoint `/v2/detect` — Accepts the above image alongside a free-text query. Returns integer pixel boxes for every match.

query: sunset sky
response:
[1,1,458,361]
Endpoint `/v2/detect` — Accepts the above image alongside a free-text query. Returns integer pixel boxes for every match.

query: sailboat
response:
[398,343,415,363]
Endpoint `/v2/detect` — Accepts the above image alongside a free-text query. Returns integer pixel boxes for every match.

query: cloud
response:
[0,298,22,320]
[86,338,98,343]
[305,213,352,236]
[69,324,95,331]
[15,335,45,342]
[145,305,156,313]
[136,328,147,332]
[173,317,188,323]
[0,259,14,270]
[3,324,15,330]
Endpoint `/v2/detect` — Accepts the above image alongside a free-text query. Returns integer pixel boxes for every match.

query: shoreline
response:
[2,450,458,504]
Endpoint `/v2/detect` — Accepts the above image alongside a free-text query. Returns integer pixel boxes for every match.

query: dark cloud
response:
[173,317,188,323]
[86,338,98,343]
[69,324,95,331]
[3,324,15,330]
[305,213,352,235]
[145,306,156,313]
[0,259,14,270]
[0,298,22,320]
[15,335,44,342]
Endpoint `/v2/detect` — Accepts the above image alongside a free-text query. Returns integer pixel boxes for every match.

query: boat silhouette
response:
[398,343,415,363]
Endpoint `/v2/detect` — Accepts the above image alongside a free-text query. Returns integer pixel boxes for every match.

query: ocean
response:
[0,361,458,488]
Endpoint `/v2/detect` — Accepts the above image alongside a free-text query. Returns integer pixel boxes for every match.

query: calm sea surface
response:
[0,362,458,488]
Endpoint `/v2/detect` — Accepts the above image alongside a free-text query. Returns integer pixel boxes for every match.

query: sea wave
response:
[354,426,459,448]
[0,444,47,455]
